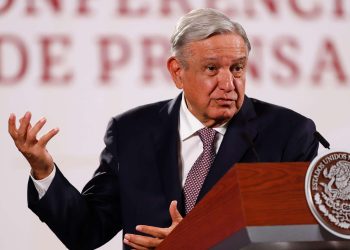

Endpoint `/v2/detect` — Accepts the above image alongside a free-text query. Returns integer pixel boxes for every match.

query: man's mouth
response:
[215,98,235,106]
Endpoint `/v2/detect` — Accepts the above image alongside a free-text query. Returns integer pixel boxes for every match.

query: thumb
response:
[169,200,183,224]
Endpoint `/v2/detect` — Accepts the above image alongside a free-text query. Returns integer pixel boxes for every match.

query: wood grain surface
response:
[158,162,317,249]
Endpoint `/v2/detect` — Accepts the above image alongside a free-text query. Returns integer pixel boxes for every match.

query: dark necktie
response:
[183,127,217,214]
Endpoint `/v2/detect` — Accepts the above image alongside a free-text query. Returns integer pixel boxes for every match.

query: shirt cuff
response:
[30,166,56,199]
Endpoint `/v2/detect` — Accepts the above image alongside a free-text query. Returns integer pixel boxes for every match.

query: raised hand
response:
[123,200,183,249]
[8,112,59,179]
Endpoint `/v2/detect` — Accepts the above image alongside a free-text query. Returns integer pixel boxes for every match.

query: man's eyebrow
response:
[234,57,247,62]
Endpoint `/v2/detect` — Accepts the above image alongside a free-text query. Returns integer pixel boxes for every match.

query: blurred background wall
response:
[1,0,349,249]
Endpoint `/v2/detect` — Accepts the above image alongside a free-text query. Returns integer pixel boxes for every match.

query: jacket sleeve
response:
[27,118,122,250]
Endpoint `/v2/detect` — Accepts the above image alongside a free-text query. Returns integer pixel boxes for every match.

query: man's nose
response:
[217,69,234,91]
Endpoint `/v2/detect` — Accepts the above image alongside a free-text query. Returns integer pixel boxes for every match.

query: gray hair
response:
[171,8,251,61]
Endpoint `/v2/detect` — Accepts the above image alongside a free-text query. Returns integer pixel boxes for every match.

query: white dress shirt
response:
[30,166,56,199]
[31,94,228,198]
[179,94,227,186]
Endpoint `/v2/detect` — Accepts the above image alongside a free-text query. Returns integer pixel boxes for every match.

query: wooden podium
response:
[158,162,350,249]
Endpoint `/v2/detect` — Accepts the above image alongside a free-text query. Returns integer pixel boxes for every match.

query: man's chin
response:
[208,111,236,126]
[216,108,237,119]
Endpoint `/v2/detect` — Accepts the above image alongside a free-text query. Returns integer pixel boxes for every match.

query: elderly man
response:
[8,8,318,250]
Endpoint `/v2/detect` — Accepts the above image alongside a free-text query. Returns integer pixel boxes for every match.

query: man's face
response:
[170,33,248,127]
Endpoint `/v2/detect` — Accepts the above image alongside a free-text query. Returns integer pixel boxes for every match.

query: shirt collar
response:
[179,94,228,141]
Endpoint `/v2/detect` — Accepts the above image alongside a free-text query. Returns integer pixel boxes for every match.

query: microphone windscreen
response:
[314,131,330,149]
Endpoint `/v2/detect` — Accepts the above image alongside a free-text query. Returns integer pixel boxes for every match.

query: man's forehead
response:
[201,56,247,62]
[194,33,245,46]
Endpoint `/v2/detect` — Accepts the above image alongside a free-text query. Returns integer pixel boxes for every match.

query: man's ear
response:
[167,57,184,89]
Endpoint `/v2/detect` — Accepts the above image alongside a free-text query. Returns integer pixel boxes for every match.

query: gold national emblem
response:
[306,151,350,239]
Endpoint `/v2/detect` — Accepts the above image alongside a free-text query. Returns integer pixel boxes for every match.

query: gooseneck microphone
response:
[242,132,260,162]
[314,131,330,149]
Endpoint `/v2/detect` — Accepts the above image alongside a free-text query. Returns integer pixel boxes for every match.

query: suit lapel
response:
[153,94,185,214]
[197,96,258,202]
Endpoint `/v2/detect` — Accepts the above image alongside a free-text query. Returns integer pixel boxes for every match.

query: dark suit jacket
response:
[27,94,319,249]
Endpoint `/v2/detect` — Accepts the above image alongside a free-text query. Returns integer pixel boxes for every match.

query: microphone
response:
[242,132,260,162]
[314,131,330,149]
[240,113,260,161]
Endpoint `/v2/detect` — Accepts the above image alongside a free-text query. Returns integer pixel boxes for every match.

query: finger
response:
[169,200,183,223]
[123,238,147,250]
[124,234,161,250]
[27,122,32,133]
[38,128,59,147]
[8,113,18,139]
[136,225,168,239]
[26,122,33,142]
[124,233,162,249]
[18,111,31,138]
[27,118,47,143]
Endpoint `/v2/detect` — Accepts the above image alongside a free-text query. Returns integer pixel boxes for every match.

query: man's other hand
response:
[8,112,59,180]
[123,200,183,249]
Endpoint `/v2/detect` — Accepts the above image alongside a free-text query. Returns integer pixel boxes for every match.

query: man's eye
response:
[207,65,217,71]
[231,65,243,72]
